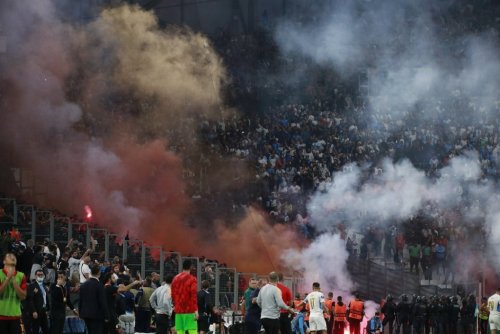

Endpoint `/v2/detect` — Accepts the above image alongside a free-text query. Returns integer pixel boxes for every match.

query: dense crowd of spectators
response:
[0,220,244,334]
[1,4,500,328]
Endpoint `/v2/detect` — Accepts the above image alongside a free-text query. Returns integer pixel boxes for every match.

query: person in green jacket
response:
[0,252,27,334]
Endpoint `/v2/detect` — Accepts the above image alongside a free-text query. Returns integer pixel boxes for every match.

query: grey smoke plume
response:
[275,1,500,291]
[284,152,499,309]
[283,233,352,293]
[308,152,485,232]
[276,0,500,126]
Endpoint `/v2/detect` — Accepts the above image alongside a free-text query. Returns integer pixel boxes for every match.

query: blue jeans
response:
[291,313,307,334]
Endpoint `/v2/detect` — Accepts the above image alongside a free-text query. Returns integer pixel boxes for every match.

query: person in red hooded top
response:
[277,273,293,334]
[171,260,198,334]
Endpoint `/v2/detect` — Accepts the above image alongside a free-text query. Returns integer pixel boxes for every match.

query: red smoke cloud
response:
[0,0,301,273]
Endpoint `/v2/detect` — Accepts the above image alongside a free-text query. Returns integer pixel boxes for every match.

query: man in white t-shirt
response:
[79,254,91,283]
[296,282,327,334]
[488,288,500,334]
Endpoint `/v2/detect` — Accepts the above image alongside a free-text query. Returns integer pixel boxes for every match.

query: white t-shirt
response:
[488,293,500,316]
[79,262,91,283]
[68,257,80,277]
[304,291,325,317]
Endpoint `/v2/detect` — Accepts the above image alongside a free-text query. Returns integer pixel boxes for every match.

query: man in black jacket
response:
[26,269,49,334]
[79,264,109,334]
[395,294,411,334]
[50,271,78,334]
[412,297,427,334]
[197,280,211,334]
[381,294,396,334]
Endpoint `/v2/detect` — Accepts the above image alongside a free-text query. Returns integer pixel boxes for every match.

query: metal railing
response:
[106,233,123,262]
[215,267,238,309]
[123,239,144,278]
[68,222,90,249]
[144,245,162,279]
[162,251,182,282]
[0,198,16,225]
[16,204,34,241]
[34,210,54,243]
[8,200,306,307]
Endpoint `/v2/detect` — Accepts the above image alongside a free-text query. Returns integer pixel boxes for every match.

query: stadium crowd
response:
[0,235,496,334]
[0,229,245,334]
[2,0,500,334]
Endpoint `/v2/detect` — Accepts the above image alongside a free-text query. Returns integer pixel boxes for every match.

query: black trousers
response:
[412,318,424,334]
[480,319,488,334]
[135,309,152,333]
[0,319,21,334]
[279,313,291,334]
[409,257,420,274]
[32,309,49,334]
[49,312,66,334]
[382,317,394,334]
[326,317,333,334]
[22,310,32,334]
[155,314,170,334]
[244,321,261,334]
[262,318,280,334]
[84,318,105,334]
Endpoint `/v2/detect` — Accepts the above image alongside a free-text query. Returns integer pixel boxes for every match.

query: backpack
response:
[435,245,445,259]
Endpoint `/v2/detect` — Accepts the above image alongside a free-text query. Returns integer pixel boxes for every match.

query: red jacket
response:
[171,272,198,313]
[277,283,292,313]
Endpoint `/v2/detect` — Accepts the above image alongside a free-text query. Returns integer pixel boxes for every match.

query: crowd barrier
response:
[1,197,301,305]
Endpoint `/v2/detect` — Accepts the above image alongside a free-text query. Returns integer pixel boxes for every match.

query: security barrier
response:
[1,199,305,307]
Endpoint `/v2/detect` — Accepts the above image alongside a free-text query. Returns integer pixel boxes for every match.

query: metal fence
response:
[106,233,123,262]
[68,222,90,249]
[348,257,423,302]
[16,204,34,240]
[90,228,107,260]
[202,261,218,307]
[216,267,238,309]
[144,246,162,279]
[163,251,182,282]
[237,272,257,303]
[124,239,144,278]
[34,210,54,243]
[0,198,16,224]
[53,217,69,248]
[3,199,307,306]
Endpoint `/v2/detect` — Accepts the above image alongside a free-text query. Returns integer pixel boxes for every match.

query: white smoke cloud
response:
[307,152,490,231]
[283,151,500,301]
[282,233,352,293]
[276,0,500,127]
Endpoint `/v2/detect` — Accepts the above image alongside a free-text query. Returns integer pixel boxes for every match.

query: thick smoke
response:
[274,0,500,300]
[0,0,206,252]
[308,152,482,231]
[276,0,500,126]
[283,233,352,293]
[0,0,298,272]
[211,207,304,273]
